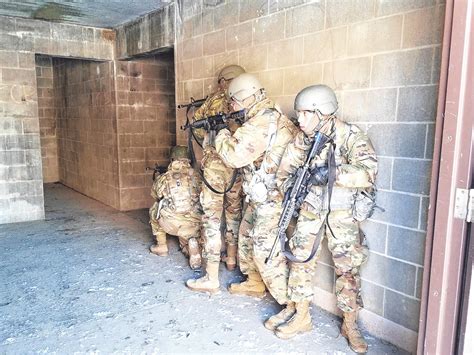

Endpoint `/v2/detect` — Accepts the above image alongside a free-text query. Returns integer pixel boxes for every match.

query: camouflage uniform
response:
[216,98,298,305]
[193,89,243,266]
[276,116,377,312]
[149,159,202,256]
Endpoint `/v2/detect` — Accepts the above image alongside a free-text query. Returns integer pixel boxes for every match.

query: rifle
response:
[180,110,246,131]
[177,97,207,109]
[146,164,167,181]
[265,131,332,264]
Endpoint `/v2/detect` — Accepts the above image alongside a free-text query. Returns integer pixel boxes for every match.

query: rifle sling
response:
[281,142,337,264]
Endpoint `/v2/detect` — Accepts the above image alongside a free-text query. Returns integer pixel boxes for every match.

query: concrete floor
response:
[0,183,406,354]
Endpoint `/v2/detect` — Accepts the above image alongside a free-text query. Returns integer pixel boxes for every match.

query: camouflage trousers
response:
[149,202,202,251]
[200,150,243,264]
[288,209,368,312]
[239,201,290,305]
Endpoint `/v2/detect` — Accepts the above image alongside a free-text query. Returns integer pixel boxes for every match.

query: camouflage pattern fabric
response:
[193,89,243,265]
[277,116,377,312]
[215,98,298,305]
[149,159,202,247]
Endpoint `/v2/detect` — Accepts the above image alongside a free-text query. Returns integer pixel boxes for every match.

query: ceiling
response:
[0,0,171,28]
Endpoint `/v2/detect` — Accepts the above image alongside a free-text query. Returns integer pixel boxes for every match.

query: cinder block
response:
[360,252,417,295]
[314,262,335,293]
[432,46,441,84]
[0,150,25,165]
[256,69,284,96]
[384,289,420,331]
[239,0,269,22]
[238,45,267,72]
[376,0,435,17]
[360,220,387,254]
[203,29,226,56]
[348,15,402,56]
[269,0,307,13]
[183,80,204,101]
[285,3,325,38]
[213,1,239,30]
[0,33,33,51]
[181,37,204,60]
[425,124,434,159]
[0,118,23,134]
[403,5,445,48]
[226,22,253,51]
[372,190,420,229]
[18,52,35,69]
[0,16,15,32]
[392,158,432,195]
[367,123,426,158]
[372,48,433,87]
[387,226,425,265]
[398,86,438,122]
[283,63,323,95]
[326,0,375,28]
[267,38,304,69]
[0,51,19,68]
[416,267,423,299]
[361,280,384,316]
[323,57,371,90]
[416,197,429,234]
[342,88,397,123]
[252,12,285,45]
[192,56,215,79]
[2,68,36,86]
[317,237,335,267]
[374,156,391,190]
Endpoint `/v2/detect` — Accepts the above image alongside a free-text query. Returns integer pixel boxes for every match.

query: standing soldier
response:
[149,145,203,270]
[214,74,298,305]
[275,85,377,352]
[185,65,245,293]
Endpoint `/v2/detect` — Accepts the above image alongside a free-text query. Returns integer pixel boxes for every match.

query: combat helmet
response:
[170,145,189,161]
[228,73,264,102]
[294,85,338,115]
[218,65,245,82]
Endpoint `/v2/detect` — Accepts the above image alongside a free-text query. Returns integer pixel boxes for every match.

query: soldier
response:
[214,74,298,305]
[274,85,377,352]
[149,145,203,270]
[185,65,245,293]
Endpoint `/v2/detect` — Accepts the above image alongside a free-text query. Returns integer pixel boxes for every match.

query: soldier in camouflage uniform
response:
[274,85,377,352]
[214,73,298,305]
[149,146,203,270]
[186,65,245,293]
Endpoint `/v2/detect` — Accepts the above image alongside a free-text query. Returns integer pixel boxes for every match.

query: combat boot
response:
[275,300,312,339]
[150,231,168,256]
[225,244,238,271]
[341,311,368,354]
[228,272,266,298]
[186,262,219,293]
[264,302,296,330]
[187,237,202,270]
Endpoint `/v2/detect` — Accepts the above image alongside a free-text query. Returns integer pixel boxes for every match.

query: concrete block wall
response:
[54,59,120,209]
[0,15,115,224]
[35,55,58,183]
[115,53,176,210]
[174,1,445,352]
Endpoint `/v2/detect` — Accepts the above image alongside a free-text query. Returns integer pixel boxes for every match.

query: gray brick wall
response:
[0,16,115,224]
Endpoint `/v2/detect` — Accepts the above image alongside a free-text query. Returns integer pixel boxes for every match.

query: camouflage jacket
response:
[215,98,298,203]
[151,159,202,214]
[276,116,377,212]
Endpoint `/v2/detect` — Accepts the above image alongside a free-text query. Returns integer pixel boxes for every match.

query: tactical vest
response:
[163,161,200,214]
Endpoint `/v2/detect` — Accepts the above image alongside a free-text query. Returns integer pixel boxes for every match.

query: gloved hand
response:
[310,166,329,186]
[213,122,228,132]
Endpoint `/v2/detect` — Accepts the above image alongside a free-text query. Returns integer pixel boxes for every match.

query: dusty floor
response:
[0,183,406,354]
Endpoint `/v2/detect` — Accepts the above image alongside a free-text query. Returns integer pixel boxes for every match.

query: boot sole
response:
[228,288,266,298]
[186,283,220,294]
[150,250,168,256]
[341,328,368,354]
[275,323,313,339]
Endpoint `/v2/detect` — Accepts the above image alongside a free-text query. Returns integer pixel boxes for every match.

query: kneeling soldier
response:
[149,145,203,270]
